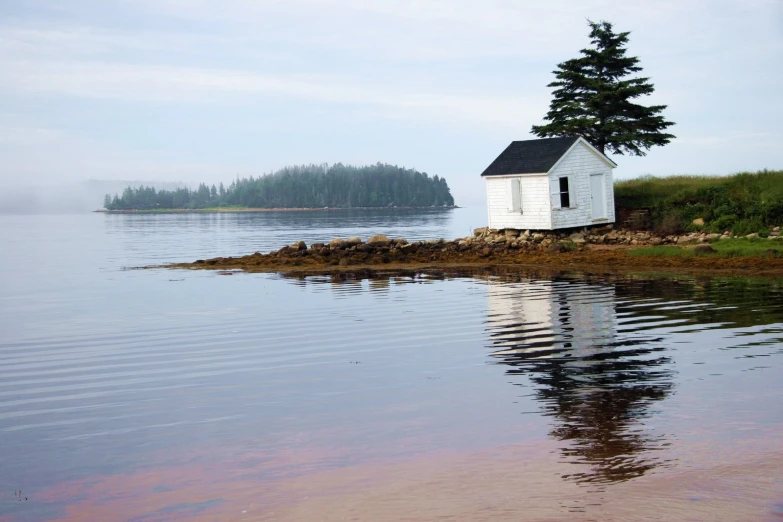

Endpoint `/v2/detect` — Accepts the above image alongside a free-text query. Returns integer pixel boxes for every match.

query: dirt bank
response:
[153,227,783,278]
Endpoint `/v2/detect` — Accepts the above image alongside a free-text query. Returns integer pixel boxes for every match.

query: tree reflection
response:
[487,277,675,484]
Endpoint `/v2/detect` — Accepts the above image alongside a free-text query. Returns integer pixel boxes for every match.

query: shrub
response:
[732,217,766,237]
[708,214,738,233]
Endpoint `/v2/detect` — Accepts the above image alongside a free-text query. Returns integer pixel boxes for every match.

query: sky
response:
[1,0,781,206]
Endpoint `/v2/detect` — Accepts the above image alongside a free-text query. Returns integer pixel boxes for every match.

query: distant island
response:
[103,163,455,211]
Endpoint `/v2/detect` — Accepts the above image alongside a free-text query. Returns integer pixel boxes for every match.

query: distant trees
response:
[531,20,675,156]
[104,163,455,210]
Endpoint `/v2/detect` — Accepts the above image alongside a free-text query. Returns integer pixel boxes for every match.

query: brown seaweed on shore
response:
[150,227,783,278]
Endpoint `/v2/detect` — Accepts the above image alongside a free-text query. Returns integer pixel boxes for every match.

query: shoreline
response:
[95,206,458,214]
[147,227,783,279]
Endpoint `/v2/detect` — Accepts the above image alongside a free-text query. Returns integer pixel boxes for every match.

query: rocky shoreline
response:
[156,225,783,278]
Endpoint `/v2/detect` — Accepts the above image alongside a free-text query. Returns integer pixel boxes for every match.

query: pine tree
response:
[531,20,674,156]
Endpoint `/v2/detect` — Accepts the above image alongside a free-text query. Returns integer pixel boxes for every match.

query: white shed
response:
[481,137,617,231]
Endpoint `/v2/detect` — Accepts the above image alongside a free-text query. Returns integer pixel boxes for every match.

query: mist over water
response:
[1,210,782,521]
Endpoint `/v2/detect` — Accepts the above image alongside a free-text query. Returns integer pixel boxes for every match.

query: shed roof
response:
[481,137,592,176]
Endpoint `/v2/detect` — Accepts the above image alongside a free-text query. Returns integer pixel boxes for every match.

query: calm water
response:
[1,209,782,521]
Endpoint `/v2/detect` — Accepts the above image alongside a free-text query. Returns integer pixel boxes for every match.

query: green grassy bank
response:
[630,237,783,258]
[614,169,783,235]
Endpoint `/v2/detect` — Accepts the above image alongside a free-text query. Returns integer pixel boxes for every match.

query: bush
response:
[708,214,738,233]
[732,217,766,237]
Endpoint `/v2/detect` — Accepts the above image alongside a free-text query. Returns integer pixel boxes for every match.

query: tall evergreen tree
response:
[531,20,675,156]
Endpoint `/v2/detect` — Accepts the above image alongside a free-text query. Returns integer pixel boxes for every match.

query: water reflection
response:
[485,273,783,485]
[486,277,674,484]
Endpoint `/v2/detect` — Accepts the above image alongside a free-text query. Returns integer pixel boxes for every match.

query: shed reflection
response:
[487,278,674,484]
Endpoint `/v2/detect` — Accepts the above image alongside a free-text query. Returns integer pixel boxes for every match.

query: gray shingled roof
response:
[481,137,580,176]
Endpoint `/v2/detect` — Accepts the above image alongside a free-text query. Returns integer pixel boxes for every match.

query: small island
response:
[101,163,455,212]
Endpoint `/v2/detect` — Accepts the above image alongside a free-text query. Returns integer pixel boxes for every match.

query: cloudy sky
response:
[1,0,781,205]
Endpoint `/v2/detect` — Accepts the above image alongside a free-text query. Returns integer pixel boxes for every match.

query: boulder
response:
[474,227,488,237]
[532,233,545,242]
[330,238,347,249]
[504,229,520,237]
[393,238,409,246]
[746,233,759,239]
[693,244,715,255]
[704,233,721,242]
[293,240,307,251]
[401,242,420,253]
[547,242,568,253]
[692,218,705,226]
[310,242,325,250]
[346,236,362,247]
[367,234,391,246]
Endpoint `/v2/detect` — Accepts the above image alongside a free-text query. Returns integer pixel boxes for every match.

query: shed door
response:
[590,174,606,219]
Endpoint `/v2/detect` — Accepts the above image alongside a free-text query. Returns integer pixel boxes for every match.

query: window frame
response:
[551,176,576,210]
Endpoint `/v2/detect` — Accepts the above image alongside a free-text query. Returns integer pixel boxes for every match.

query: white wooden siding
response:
[487,281,617,361]
[548,141,615,229]
[486,176,552,230]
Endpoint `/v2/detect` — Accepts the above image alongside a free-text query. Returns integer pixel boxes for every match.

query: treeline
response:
[615,169,783,235]
[104,163,455,210]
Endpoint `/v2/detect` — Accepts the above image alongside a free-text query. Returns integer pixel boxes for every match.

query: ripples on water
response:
[1,212,782,520]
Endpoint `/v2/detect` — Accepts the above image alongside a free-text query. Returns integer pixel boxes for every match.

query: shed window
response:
[558,177,570,208]
[509,178,522,213]
[552,176,574,209]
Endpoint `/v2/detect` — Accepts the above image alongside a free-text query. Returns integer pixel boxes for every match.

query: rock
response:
[310,242,325,250]
[569,233,585,242]
[692,218,705,226]
[401,242,420,253]
[774,226,780,232]
[704,233,721,242]
[504,229,520,237]
[330,238,347,249]
[393,238,409,246]
[746,233,759,239]
[338,257,350,266]
[770,231,780,237]
[474,227,488,237]
[693,244,715,255]
[547,242,567,253]
[346,236,362,247]
[293,240,307,251]
[532,233,545,242]
[651,237,663,245]
[367,234,390,246]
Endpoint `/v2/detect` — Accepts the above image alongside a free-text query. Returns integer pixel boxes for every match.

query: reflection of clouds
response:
[487,278,675,485]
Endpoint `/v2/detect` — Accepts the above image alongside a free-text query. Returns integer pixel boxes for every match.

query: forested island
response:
[103,163,455,210]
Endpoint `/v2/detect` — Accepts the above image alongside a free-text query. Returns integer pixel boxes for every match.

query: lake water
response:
[1,209,783,521]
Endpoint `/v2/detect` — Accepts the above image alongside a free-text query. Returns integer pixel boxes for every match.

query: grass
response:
[630,237,783,258]
[614,170,783,235]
